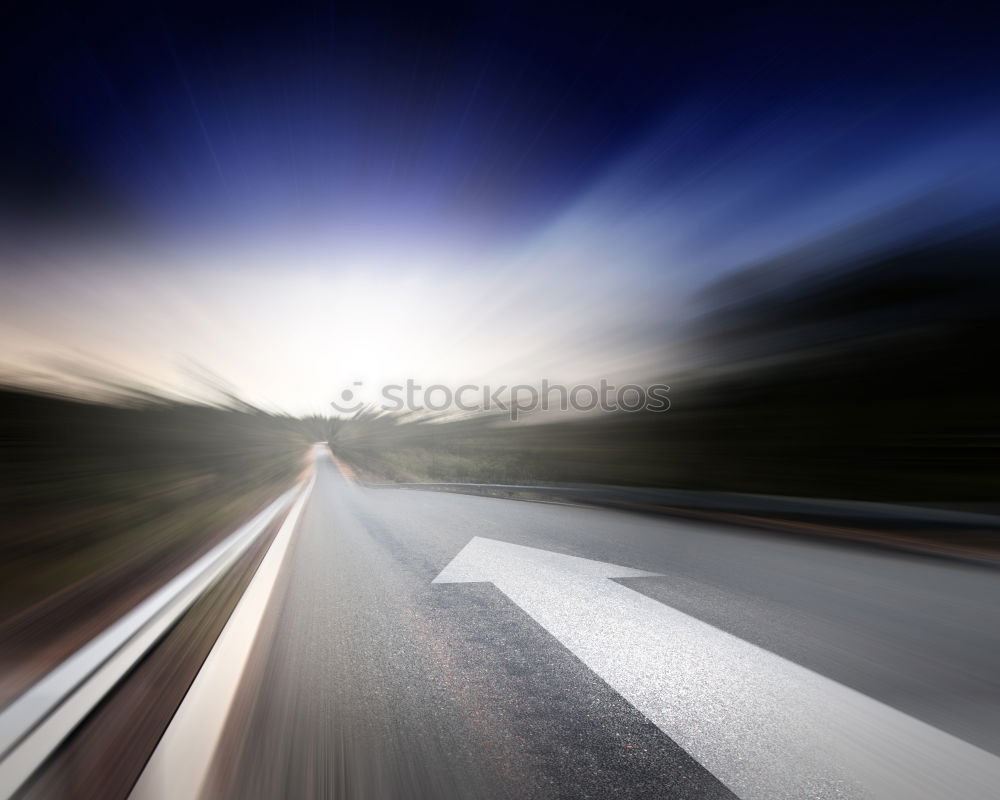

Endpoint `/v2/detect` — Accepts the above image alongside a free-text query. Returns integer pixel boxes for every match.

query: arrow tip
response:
[433,537,660,584]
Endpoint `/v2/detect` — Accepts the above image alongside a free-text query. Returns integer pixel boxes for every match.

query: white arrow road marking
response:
[434,537,1000,800]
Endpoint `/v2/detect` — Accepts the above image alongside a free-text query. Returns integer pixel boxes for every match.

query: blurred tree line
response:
[333,222,1000,505]
[0,388,315,617]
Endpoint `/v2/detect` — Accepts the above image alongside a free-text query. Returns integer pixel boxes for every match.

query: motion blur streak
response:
[3,3,1000,412]
[131,466,315,800]
[2,2,1000,799]
[0,386,315,704]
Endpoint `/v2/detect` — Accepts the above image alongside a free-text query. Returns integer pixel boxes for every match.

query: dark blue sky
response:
[3,1,1000,411]
[4,1,1000,259]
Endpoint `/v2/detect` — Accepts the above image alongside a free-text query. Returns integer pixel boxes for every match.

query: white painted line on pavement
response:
[129,472,315,800]
[435,536,1000,800]
[0,485,302,800]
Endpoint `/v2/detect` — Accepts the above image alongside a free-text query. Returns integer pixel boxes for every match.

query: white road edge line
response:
[129,471,315,800]
[0,481,306,800]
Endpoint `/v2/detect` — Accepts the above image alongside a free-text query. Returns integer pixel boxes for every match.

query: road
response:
[197,452,1000,799]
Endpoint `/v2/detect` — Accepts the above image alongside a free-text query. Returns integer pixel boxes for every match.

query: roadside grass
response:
[0,388,312,620]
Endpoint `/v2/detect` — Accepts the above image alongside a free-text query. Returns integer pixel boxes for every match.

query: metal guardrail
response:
[129,473,315,800]
[0,481,308,799]
[374,482,1000,529]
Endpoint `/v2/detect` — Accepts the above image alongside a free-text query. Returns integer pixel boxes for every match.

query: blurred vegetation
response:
[0,388,314,618]
[332,224,1000,506]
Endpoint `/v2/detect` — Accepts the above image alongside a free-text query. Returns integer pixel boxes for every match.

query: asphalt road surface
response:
[203,453,1000,799]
